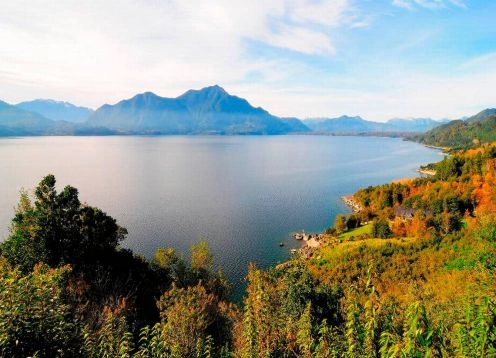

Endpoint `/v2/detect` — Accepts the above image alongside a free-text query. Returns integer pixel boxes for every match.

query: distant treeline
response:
[414,112,496,150]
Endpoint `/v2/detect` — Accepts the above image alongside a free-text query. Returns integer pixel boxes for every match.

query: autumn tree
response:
[0,259,83,357]
[156,283,236,357]
[335,214,347,234]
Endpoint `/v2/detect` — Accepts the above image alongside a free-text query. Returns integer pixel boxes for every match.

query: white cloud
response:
[232,50,496,122]
[262,25,335,55]
[0,0,490,122]
[392,0,466,10]
[290,0,349,26]
[457,52,496,70]
[392,0,414,10]
[0,0,357,106]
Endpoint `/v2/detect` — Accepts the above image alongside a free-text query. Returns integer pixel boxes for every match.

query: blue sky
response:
[0,0,494,121]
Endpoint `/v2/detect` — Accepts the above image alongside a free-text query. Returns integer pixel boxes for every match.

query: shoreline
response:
[290,232,325,259]
[286,140,443,263]
[417,168,436,176]
[423,144,450,152]
[341,195,363,212]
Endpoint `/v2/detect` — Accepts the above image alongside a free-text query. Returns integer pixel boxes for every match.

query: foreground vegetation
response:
[1,143,496,357]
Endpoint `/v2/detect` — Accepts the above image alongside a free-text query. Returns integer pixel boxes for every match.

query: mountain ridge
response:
[16,99,94,123]
[465,108,496,123]
[87,85,310,135]
[304,115,446,133]
[2,86,492,137]
[0,100,75,136]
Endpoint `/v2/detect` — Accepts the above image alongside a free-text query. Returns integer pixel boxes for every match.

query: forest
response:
[1,144,496,357]
[415,113,496,150]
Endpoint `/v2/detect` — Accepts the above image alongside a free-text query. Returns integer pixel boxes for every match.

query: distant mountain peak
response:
[16,99,94,123]
[131,91,161,100]
[87,86,309,134]
[337,115,364,121]
[209,84,226,91]
[202,84,228,93]
[30,98,65,104]
[179,84,229,99]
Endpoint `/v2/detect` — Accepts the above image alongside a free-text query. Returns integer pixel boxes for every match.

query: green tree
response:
[0,190,42,272]
[372,219,392,239]
[346,214,360,230]
[1,174,127,271]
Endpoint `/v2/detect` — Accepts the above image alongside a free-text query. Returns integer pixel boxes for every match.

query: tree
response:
[0,259,83,357]
[372,219,392,239]
[1,174,127,271]
[191,240,214,274]
[0,190,42,272]
[156,283,236,357]
[335,214,347,234]
[346,214,360,230]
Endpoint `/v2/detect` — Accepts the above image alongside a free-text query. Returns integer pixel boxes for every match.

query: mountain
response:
[304,116,444,134]
[279,117,312,133]
[385,118,446,132]
[87,85,310,135]
[0,100,76,135]
[465,108,496,123]
[16,99,94,123]
[305,116,385,133]
[415,109,496,149]
[0,100,116,136]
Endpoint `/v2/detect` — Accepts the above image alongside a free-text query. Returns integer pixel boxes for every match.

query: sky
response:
[0,0,495,121]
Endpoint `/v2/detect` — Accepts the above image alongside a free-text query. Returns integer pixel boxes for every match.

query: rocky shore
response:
[341,195,363,212]
[291,231,326,259]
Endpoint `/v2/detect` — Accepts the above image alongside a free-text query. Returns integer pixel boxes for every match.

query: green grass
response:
[338,223,373,240]
[312,225,418,271]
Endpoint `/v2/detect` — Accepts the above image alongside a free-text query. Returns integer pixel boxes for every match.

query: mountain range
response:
[304,116,447,134]
[0,85,490,137]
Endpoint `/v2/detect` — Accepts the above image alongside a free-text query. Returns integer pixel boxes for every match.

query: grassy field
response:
[312,224,418,271]
[337,223,373,240]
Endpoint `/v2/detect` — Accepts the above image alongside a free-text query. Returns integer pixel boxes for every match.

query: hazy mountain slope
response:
[386,118,445,132]
[0,100,75,135]
[17,99,94,123]
[305,116,384,133]
[304,116,443,133]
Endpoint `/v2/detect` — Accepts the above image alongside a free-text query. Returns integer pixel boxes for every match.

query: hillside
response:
[16,99,94,123]
[416,109,496,149]
[88,85,310,135]
[466,108,496,123]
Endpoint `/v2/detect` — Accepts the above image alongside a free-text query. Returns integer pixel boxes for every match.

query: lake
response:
[0,135,441,295]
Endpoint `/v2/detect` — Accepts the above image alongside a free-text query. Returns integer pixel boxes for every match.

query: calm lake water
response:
[0,135,441,295]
